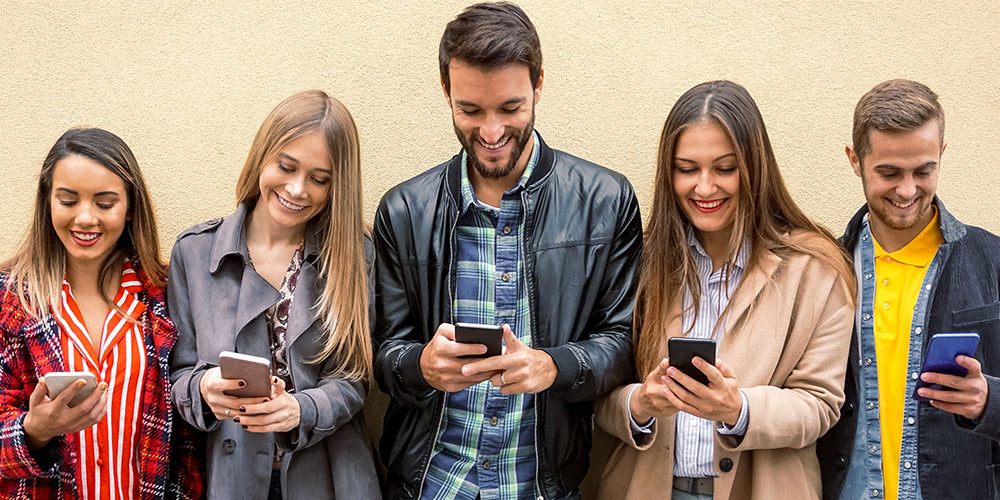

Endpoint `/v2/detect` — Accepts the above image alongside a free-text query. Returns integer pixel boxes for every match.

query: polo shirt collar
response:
[871,206,943,267]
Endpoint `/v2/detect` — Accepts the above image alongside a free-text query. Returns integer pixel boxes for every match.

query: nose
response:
[285,174,307,199]
[75,203,99,226]
[694,170,717,199]
[479,113,505,144]
[895,174,917,200]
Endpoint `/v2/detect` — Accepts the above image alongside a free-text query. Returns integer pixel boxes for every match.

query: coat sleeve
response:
[371,198,438,410]
[276,236,375,452]
[167,238,222,433]
[0,323,61,478]
[594,383,657,450]
[720,271,854,451]
[540,181,642,403]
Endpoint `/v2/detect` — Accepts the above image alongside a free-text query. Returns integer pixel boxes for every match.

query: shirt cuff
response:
[717,390,749,436]
[627,385,655,434]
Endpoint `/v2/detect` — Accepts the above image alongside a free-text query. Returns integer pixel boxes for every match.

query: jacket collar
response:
[445,130,555,207]
[841,196,966,251]
[209,200,324,274]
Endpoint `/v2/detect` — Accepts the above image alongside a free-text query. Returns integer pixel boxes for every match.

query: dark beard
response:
[454,108,535,180]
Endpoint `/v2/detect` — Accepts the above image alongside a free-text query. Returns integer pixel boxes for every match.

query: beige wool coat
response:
[595,237,855,500]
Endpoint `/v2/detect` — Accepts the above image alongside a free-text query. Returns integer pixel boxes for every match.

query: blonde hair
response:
[3,128,166,319]
[635,81,854,375]
[235,90,371,383]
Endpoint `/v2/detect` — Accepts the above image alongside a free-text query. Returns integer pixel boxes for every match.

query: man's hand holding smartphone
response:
[23,375,109,451]
[918,355,989,420]
[463,324,558,395]
[420,323,496,392]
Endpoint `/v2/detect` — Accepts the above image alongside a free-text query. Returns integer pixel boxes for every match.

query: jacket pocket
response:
[953,302,1000,327]
[988,464,1000,500]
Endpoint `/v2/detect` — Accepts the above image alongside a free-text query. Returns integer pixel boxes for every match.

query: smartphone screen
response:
[668,337,717,386]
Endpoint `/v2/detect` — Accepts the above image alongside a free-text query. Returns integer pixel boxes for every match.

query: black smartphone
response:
[668,337,717,386]
[454,322,503,358]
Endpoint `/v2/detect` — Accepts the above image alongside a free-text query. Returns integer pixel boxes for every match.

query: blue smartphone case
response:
[912,332,980,402]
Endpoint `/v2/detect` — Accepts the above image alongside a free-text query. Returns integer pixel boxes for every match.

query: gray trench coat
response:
[167,202,380,499]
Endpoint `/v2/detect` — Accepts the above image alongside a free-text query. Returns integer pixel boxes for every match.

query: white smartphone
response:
[218,351,272,398]
[45,371,98,407]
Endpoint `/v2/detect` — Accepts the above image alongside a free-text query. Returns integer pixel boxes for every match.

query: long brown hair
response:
[635,81,854,375]
[234,90,371,382]
[3,128,166,319]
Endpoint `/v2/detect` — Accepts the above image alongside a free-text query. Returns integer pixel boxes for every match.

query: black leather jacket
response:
[373,134,642,499]
[817,200,1000,500]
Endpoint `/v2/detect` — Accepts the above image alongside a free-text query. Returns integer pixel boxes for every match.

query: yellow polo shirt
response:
[872,208,943,500]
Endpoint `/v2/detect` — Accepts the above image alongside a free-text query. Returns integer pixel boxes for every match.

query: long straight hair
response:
[635,81,854,375]
[234,90,371,383]
[3,128,166,319]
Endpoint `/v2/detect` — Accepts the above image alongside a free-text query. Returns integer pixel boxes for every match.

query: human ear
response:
[846,145,862,178]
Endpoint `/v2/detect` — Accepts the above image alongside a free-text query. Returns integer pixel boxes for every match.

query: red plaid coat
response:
[0,261,204,499]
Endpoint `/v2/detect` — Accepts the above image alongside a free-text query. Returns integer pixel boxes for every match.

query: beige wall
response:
[2,0,998,494]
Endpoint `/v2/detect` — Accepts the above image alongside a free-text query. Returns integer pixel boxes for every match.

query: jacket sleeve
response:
[954,374,1000,440]
[720,273,854,451]
[594,383,657,450]
[276,236,375,452]
[540,182,642,403]
[372,198,438,410]
[0,325,61,478]
[167,238,222,433]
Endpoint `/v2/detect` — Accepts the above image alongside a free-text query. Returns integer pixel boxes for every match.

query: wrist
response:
[23,413,52,450]
[629,386,650,424]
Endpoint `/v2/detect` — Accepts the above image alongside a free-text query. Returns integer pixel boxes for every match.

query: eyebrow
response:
[675,153,737,164]
[54,187,120,197]
[872,161,938,170]
[454,97,526,108]
[277,152,332,174]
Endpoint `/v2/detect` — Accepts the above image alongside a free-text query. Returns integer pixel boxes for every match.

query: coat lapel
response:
[284,260,320,349]
[234,269,278,358]
[723,249,781,336]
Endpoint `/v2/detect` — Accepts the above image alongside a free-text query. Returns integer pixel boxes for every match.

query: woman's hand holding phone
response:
[199,367,275,422]
[23,376,109,450]
[664,357,743,426]
[630,357,678,424]
[234,376,301,433]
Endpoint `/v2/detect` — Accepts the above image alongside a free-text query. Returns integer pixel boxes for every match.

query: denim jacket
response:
[818,198,1000,500]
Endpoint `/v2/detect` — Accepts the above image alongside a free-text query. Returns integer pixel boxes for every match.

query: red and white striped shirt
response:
[52,262,146,500]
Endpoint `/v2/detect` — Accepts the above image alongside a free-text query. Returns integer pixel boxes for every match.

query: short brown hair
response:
[439,2,542,94]
[852,79,945,161]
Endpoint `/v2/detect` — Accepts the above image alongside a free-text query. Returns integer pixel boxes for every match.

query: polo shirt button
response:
[719,458,734,472]
[911,372,919,380]
[503,225,511,235]
[490,416,498,426]
[483,460,491,470]
[908,417,915,425]
[904,461,912,469]
[501,273,510,282]
[882,279,890,286]
[883,302,890,310]
[883,256,892,263]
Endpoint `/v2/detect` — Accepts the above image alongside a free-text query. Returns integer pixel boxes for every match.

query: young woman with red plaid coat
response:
[0,128,202,499]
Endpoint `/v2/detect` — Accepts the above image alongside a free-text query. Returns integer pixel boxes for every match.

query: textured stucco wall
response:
[2,0,998,494]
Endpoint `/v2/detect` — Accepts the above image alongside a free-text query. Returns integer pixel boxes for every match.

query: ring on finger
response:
[225,408,231,417]
[501,372,507,386]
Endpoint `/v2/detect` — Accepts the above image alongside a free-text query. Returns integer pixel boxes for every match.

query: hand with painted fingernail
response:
[23,376,111,450]
[233,376,300,433]
[199,367,272,422]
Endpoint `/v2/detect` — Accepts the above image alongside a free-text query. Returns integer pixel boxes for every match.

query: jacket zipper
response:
[521,189,545,500]
[416,203,459,498]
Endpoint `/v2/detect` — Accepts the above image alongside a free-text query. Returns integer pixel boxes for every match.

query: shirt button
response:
[869,445,878,454]
[925,284,932,291]
[863,234,870,241]
[863,314,871,321]
[908,417,915,425]
[915,327,923,335]
[865,358,873,366]
[865,273,873,280]
[872,489,881,497]
[867,402,875,410]
[911,372,919,380]
[501,273,510,282]
[503,225,511,235]
[96,458,104,467]
[883,302,891,310]
[689,419,698,427]
[483,460,491,470]
[904,461,912,469]
[882,279,890,286]
[490,416,498,426]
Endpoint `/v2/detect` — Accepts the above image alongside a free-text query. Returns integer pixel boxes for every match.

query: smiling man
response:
[817,79,1000,500]
[372,3,642,499]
